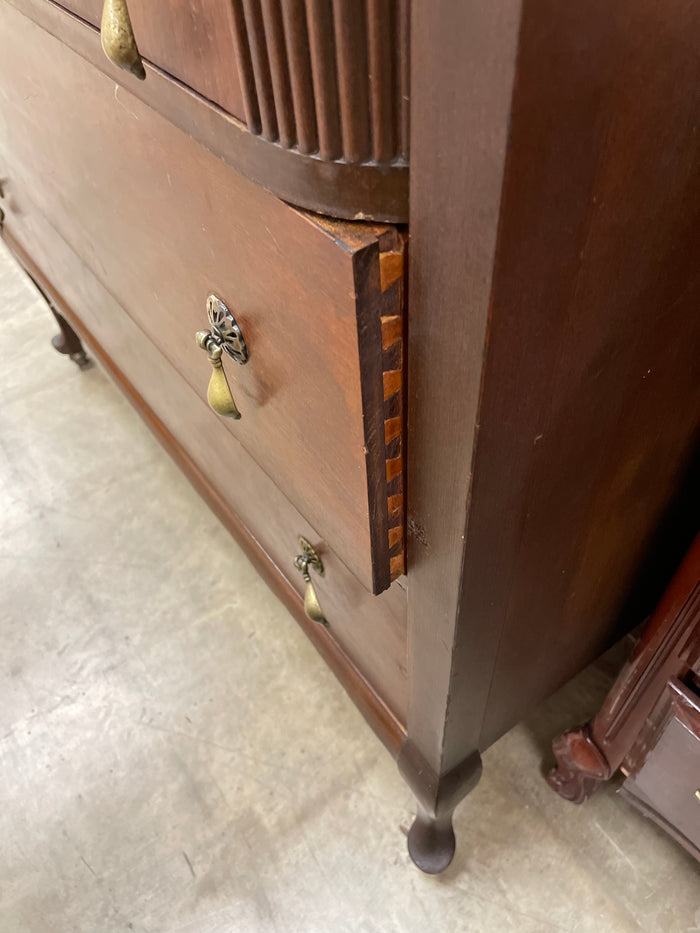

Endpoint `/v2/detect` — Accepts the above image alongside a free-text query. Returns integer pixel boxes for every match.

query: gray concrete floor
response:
[0,240,698,933]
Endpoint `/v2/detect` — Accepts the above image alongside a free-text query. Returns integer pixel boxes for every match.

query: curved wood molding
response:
[228,0,409,220]
[15,0,408,221]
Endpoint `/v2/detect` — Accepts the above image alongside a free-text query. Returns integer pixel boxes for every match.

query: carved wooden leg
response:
[546,725,612,804]
[548,538,700,806]
[50,308,89,368]
[407,804,458,874]
[399,742,482,874]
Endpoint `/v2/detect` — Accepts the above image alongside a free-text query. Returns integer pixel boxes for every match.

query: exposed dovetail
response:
[385,416,401,444]
[381,314,402,348]
[386,456,402,482]
[379,251,404,291]
[390,554,405,579]
[379,232,405,591]
[383,370,401,399]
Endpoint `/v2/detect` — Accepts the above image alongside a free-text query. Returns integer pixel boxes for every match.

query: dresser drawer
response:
[56,0,247,122]
[3,203,409,723]
[7,0,409,222]
[621,679,700,856]
[0,0,405,596]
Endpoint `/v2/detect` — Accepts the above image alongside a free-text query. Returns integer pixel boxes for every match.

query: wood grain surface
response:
[58,0,247,119]
[403,0,521,776]
[2,215,410,728]
[405,0,700,796]
[466,0,700,751]
[50,0,409,219]
[0,0,405,595]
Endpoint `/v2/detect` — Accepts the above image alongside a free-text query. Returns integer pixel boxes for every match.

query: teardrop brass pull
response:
[294,537,327,626]
[101,0,146,80]
[196,295,248,420]
[196,337,242,419]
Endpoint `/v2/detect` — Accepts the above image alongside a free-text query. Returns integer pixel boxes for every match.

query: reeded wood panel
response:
[0,0,407,592]
[230,0,410,165]
[17,0,409,221]
[53,0,409,167]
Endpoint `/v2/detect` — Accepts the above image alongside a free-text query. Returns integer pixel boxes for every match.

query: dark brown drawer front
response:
[57,0,246,121]
[2,202,409,723]
[0,0,405,595]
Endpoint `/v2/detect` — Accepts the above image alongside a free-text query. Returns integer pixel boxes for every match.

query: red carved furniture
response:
[548,532,700,861]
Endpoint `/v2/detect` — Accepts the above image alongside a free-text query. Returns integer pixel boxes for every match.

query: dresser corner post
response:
[399,0,522,877]
[49,307,90,369]
[398,740,482,874]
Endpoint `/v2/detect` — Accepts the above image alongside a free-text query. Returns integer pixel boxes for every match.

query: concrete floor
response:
[0,240,698,933]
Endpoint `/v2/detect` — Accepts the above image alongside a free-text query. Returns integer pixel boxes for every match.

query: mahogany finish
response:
[3,219,410,726]
[228,0,409,164]
[2,0,699,874]
[60,0,247,119]
[401,0,700,870]
[548,533,700,862]
[471,0,700,749]
[47,0,409,221]
[0,0,404,595]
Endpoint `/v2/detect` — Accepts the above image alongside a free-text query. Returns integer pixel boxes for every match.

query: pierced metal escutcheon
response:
[195,295,248,420]
[206,294,248,363]
[294,537,327,626]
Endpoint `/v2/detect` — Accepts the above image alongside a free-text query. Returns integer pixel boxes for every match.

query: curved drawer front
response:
[16,0,409,221]
[0,0,406,595]
[57,0,247,121]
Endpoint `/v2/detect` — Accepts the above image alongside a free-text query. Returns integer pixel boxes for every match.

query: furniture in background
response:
[1,0,698,872]
[548,532,700,863]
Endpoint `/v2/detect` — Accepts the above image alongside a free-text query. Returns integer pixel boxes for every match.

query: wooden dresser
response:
[1,0,699,872]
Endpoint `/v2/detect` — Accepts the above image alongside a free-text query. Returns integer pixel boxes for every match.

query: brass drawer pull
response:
[294,537,327,626]
[196,295,248,420]
[101,0,146,80]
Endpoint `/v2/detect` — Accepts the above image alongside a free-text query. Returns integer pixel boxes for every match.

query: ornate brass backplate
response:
[195,295,248,419]
[205,294,248,364]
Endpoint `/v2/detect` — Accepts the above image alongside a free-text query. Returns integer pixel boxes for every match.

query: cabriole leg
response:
[50,308,89,369]
[407,804,457,875]
[399,743,482,874]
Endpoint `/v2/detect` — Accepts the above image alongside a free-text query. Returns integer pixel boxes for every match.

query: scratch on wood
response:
[408,516,429,549]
